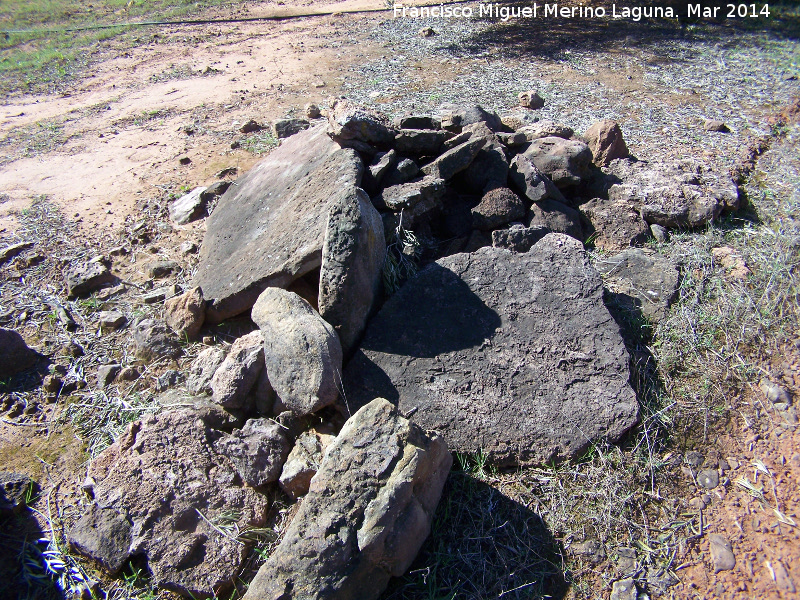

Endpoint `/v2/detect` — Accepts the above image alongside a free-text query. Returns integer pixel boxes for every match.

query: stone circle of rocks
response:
[64,97,741,598]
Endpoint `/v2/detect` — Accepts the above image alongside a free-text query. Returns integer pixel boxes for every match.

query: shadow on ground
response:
[382,466,569,600]
[441,0,800,62]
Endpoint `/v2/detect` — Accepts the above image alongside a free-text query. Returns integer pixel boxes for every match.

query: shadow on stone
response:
[358,263,502,359]
[381,468,569,600]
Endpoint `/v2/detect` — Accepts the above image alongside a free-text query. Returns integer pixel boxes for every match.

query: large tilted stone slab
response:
[252,288,343,415]
[243,398,452,600]
[344,234,639,466]
[194,124,363,323]
[82,405,270,597]
[319,187,386,357]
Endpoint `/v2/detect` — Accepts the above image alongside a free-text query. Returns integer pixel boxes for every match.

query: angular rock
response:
[595,248,680,323]
[86,406,270,596]
[274,118,310,138]
[211,331,264,409]
[491,224,549,253]
[132,319,181,360]
[0,471,32,515]
[367,150,398,190]
[278,430,333,500]
[605,158,734,228]
[499,109,540,131]
[97,364,121,388]
[437,104,503,133]
[119,366,140,381]
[704,119,730,133]
[708,534,735,572]
[252,289,343,415]
[344,235,639,466]
[240,119,263,133]
[497,131,529,147]
[518,90,545,109]
[650,223,668,243]
[509,154,566,204]
[164,286,205,340]
[471,188,526,231]
[68,504,133,574]
[394,129,449,155]
[98,310,126,330]
[0,241,34,265]
[305,103,321,119]
[194,124,363,323]
[610,578,638,600]
[393,114,440,130]
[215,418,290,487]
[377,177,446,228]
[327,99,395,147]
[524,136,593,188]
[462,127,509,193]
[421,137,486,181]
[141,284,180,304]
[527,199,583,240]
[146,260,180,279]
[243,398,452,600]
[319,187,386,357]
[584,120,629,167]
[579,198,650,252]
[517,121,574,141]
[66,262,115,298]
[0,328,37,377]
[381,157,419,187]
[187,347,227,395]
[169,187,208,225]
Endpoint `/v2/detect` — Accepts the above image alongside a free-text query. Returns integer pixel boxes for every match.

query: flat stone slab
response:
[194,124,363,323]
[344,234,639,466]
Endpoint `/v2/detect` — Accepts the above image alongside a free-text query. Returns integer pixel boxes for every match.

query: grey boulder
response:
[319,187,386,357]
[186,347,227,396]
[66,261,114,298]
[132,319,181,360]
[214,418,290,487]
[376,177,446,228]
[243,398,452,600]
[274,118,310,138]
[509,154,566,204]
[491,224,549,253]
[394,129,449,155]
[421,136,486,181]
[278,429,334,500]
[527,198,584,240]
[524,136,593,189]
[344,235,639,466]
[252,288,343,416]
[194,124,363,323]
[471,187,527,231]
[327,99,395,147]
[68,505,133,574]
[211,331,265,409]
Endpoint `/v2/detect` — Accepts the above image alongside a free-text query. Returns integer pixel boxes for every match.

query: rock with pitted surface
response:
[319,187,386,357]
[68,505,133,574]
[278,429,334,500]
[84,405,270,597]
[344,234,639,466]
[327,98,396,147]
[164,286,205,340]
[66,261,115,298]
[491,224,549,253]
[132,319,181,360]
[579,198,650,252]
[243,398,452,600]
[527,199,583,240]
[0,328,37,377]
[595,248,680,324]
[376,177,446,228]
[471,188,526,231]
[211,331,264,409]
[187,347,227,396]
[394,129,449,155]
[252,288,342,416]
[584,120,629,166]
[523,136,593,189]
[214,418,290,487]
[517,121,574,141]
[604,158,737,228]
[194,124,363,324]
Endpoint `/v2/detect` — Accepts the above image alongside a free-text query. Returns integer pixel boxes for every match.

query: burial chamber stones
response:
[344,234,640,466]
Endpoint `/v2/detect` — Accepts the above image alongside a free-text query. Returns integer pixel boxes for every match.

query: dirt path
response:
[0,0,396,233]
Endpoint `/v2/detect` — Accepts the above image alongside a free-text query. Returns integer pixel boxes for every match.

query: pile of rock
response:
[65,97,740,598]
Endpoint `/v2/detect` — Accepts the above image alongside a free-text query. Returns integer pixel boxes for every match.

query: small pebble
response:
[698,469,719,489]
